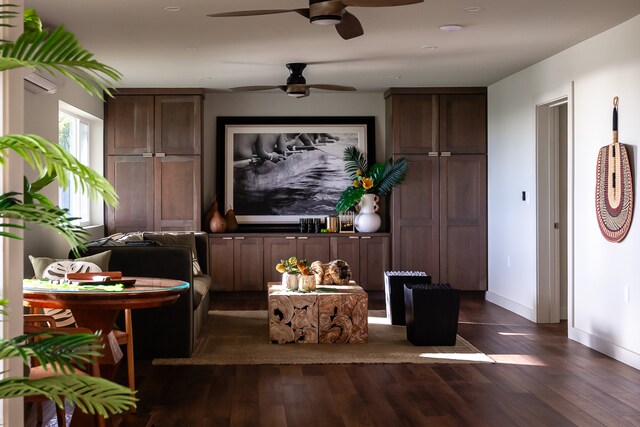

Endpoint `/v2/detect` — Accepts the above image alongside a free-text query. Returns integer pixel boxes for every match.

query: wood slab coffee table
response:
[267,281,368,344]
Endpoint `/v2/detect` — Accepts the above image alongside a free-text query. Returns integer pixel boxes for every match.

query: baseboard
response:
[569,327,640,370]
[485,291,535,322]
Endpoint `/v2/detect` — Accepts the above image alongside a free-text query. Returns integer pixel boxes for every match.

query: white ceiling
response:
[25,0,640,92]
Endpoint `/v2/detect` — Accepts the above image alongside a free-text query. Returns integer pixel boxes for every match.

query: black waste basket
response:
[404,283,460,346]
[384,271,430,325]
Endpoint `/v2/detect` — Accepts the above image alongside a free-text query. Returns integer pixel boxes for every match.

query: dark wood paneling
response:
[155,96,202,155]
[391,95,439,154]
[296,237,331,264]
[106,95,154,155]
[106,156,154,234]
[359,236,390,291]
[440,155,487,290]
[209,237,234,292]
[391,155,440,279]
[439,94,487,154]
[233,237,264,291]
[154,156,201,231]
[263,237,297,284]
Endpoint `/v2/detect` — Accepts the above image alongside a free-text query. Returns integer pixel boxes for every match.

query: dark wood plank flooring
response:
[32,297,640,427]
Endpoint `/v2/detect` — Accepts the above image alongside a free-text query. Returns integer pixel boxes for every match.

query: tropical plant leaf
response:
[372,157,408,196]
[336,185,365,213]
[343,146,368,180]
[0,9,121,99]
[0,134,118,206]
[0,375,136,417]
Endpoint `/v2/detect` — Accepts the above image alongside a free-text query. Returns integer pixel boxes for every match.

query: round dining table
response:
[23,277,189,366]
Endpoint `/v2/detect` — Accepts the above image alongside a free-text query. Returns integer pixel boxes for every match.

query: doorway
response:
[536,98,568,323]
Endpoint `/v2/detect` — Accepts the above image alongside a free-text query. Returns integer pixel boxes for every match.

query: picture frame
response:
[216,116,375,229]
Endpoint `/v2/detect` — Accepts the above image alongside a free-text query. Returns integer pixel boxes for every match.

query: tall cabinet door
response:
[155,96,202,155]
[439,155,487,290]
[154,156,201,231]
[391,155,440,280]
[106,156,154,233]
[106,95,154,155]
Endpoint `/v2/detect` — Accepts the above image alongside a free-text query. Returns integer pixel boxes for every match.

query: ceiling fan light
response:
[287,91,307,98]
[310,15,342,25]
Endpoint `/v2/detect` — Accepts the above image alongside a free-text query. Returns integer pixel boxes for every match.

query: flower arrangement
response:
[276,257,312,276]
[336,146,409,212]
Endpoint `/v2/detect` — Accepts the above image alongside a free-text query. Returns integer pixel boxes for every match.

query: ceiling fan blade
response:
[342,0,422,6]
[208,8,309,18]
[306,84,357,91]
[229,85,281,92]
[335,10,364,40]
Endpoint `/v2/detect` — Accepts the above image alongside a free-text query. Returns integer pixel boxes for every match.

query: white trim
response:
[568,327,640,370]
[485,291,536,322]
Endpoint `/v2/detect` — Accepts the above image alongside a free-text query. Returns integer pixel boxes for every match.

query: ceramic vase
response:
[354,193,381,233]
[225,208,239,233]
[207,198,227,233]
[298,274,316,292]
[282,273,298,291]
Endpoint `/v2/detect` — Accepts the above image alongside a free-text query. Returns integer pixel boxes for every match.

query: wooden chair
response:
[23,314,106,427]
[112,308,136,413]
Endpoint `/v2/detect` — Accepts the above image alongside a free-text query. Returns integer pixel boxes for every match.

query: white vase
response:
[354,193,381,233]
[282,273,298,291]
[298,274,316,292]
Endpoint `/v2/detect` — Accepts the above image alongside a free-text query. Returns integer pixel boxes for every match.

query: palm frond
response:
[0,19,121,99]
[336,185,365,213]
[343,146,368,180]
[372,157,408,196]
[0,134,118,206]
[0,375,136,417]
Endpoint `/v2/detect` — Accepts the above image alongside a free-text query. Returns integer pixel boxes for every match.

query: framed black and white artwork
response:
[216,116,375,227]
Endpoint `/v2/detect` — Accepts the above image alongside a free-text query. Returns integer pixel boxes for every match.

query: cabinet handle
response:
[440,152,451,157]
[297,237,308,240]
[222,237,233,240]
[142,152,153,158]
[156,152,166,158]
[234,237,245,240]
[428,152,439,157]
[285,236,296,240]
[349,236,359,239]
[360,236,371,239]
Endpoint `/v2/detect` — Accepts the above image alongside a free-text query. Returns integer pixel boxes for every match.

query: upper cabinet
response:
[106,95,154,155]
[155,96,202,155]
[385,88,487,155]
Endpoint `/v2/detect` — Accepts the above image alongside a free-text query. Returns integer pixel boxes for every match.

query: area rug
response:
[153,310,494,365]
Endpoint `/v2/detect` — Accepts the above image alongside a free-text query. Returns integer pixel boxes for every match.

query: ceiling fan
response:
[208,0,423,40]
[229,63,356,98]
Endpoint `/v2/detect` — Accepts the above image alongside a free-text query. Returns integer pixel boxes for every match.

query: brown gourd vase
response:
[225,208,239,233]
[206,197,226,233]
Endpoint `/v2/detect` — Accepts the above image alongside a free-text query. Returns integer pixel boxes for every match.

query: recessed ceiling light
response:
[421,46,438,50]
[199,76,213,80]
[186,46,199,51]
[389,75,402,80]
[439,24,463,32]
[464,6,483,12]
[163,6,181,12]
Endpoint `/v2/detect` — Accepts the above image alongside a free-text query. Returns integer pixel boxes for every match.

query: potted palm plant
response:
[0,6,136,418]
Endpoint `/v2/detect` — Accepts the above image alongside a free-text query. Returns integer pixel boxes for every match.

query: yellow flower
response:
[275,263,286,273]
[362,177,374,190]
[356,169,363,176]
[288,256,297,265]
[352,180,360,188]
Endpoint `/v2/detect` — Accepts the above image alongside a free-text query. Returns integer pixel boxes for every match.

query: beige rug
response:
[153,310,494,365]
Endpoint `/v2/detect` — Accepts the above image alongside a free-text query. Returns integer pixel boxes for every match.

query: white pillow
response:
[42,261,101,327]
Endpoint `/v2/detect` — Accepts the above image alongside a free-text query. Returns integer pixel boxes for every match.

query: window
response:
[58,109,90,225]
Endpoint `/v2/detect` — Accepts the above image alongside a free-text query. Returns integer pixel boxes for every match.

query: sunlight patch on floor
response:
[489,354,546,366]
[419,352,494,363]
[368,315,391,325]
[498,332,534,336]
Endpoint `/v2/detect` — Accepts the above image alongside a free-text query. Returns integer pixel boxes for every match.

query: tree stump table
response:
[267,282,368,344]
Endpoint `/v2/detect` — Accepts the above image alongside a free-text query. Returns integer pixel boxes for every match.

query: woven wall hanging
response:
[595,97,633,242]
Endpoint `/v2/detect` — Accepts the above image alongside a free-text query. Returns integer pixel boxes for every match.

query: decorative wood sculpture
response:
[207,197,227,233]
[225,208,239,233]
[596,97,633,242]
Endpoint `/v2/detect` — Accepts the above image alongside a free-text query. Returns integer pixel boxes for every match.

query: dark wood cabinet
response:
[212,233,389,292]
[105,90,203,234]
[385,88,487,291]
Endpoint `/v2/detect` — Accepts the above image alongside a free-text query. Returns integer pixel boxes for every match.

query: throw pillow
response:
[28,250,111,279]
[143,232,202,275]
[41,260,102,327]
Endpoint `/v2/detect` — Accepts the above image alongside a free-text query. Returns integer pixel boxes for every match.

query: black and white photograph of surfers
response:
[225,126,367,223]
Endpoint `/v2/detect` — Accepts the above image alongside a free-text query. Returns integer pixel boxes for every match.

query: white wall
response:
[23,80,105,277]
[202,92,386,210]
[488,14,640,368]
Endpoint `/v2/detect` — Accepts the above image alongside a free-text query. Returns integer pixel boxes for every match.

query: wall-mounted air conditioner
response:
[24,71,62,94]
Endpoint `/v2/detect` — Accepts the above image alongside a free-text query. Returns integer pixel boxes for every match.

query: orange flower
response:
[362,177,374,190]
[352,180,360,188]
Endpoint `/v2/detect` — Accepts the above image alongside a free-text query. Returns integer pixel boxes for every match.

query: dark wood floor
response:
[34,297,640,427]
